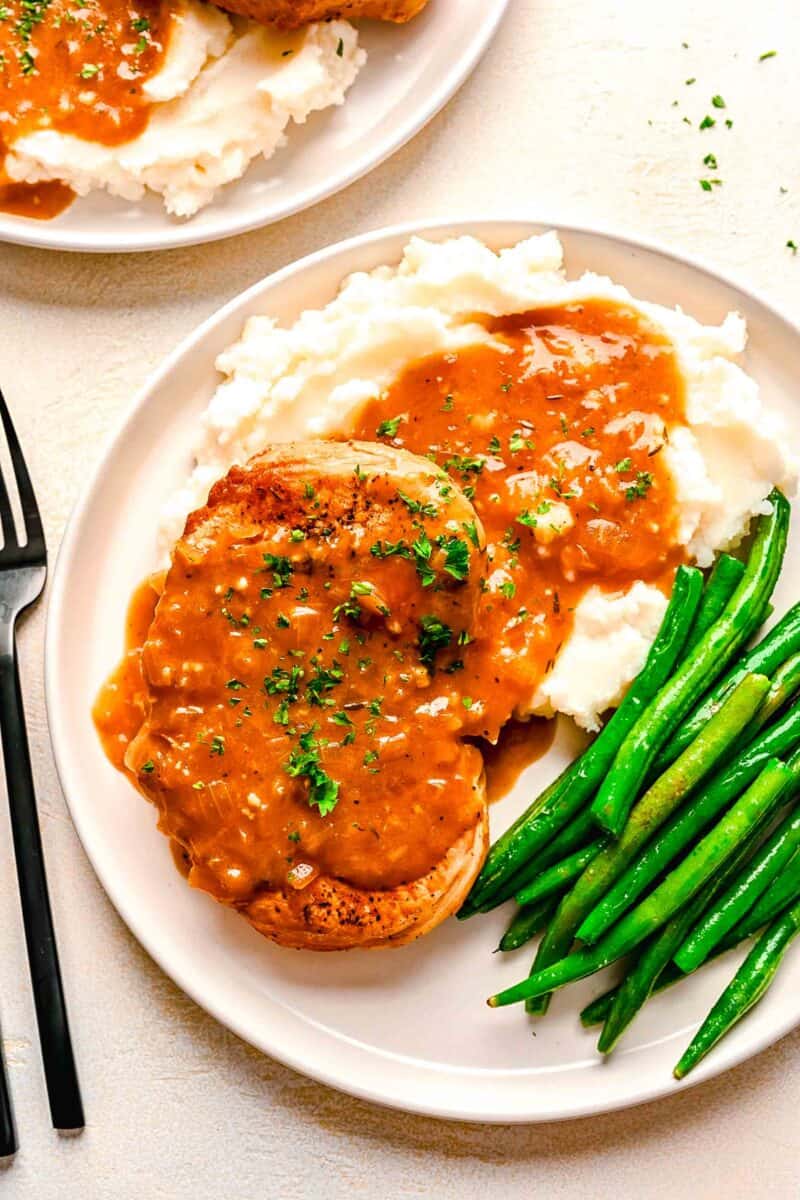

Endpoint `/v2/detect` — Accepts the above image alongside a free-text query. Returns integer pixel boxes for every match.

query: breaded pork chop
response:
[210,0,428,28]
[124,440,488,949]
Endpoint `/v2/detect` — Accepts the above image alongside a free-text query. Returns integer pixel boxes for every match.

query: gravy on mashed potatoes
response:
[0,0,363,218]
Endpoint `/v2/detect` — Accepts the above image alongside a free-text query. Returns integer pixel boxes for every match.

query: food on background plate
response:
[96,232,798,976]
[212,1,428,29]
[0,3,364,219]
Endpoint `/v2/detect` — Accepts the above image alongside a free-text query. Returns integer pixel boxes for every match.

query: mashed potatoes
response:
[4,11,363,217]
[160,233,798,729]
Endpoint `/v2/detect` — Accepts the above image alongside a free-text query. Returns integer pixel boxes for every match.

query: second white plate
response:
[46,219,800,1121]
[0,1,507,253]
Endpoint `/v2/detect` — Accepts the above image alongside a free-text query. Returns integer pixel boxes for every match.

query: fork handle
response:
[0,632,84,1132]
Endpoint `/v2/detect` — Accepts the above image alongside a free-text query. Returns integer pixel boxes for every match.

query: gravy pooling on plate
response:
[0,0,173,217]
[353,299,688,740]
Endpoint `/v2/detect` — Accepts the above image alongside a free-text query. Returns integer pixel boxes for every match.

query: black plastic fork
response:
[0,390,83,1150]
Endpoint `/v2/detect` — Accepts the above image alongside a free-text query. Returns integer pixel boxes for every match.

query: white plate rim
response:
[45,216,800,1122]
[0,2,508,254]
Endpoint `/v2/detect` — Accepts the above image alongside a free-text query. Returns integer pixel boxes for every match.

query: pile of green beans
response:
[476,493,800,1078]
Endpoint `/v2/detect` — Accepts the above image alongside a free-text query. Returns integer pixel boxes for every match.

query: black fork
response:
[0,390,83,1149]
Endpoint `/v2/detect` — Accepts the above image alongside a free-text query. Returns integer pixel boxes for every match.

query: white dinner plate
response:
[46,219,800,1121]
[0,2,507,254]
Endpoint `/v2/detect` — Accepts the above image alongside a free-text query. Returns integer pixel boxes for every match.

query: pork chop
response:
[123,440,488,949]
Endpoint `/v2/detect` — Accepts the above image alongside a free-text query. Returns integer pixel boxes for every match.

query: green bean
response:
[460,565,704,916]
[498,897,559,953]
[515,840,606,908]
[723,848,800,941]
[675,798,800,973]
[684,553,745,653]
[580,986,618,1028]
[733,652,800,753]
[582,831,800,1026]
[654,598,800,776]
[488,759,791,1008]
[597,820,769,1053]
[673,897,800,1079]
[520,674,771,1013]
[590,492,789,836]
[469,807,599,917]
[577,699,800,945]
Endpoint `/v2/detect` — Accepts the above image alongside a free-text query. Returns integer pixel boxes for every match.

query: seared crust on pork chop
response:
[128,440,488,950]
[246,788,488,949]
[210,0,428,28]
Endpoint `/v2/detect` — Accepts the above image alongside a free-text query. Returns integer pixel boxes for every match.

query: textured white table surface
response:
[1,1,800,1196]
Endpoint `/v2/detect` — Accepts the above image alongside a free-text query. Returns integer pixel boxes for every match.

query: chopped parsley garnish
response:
[703,152,718,169]
[462,520,480,548]
[417,615,453,668]
[285,729,339,816]
[462,697,474,710]
[699,178,722,191]
[788,240,798,254]
[441,394,454,412]
[263,553,293,589]
[711,94,726,109]
[276,614,291,629]
[487,435,501,454]
[362,749,379,767]
[273,699,290,726]
[759,50,777,61]
[306,663,344,706]
[412,530,436,587]
[253,638,268,650]
[226,679,246,690]
[615,457,632,473]
[209,735,225,757]
[397,490,438,519]
[500,580,516,599]
[331,711,353,727]
[376,416,402,438]
[289,529,305,543]
[370,538,411,560]
[441,536,470,582]
[265,665,304,702]
[140,760,155,774]
[508,433,526,454]
[625,470,654,501]
[287,831,301,844]
[80,62,99,78]
[132,15,150,30]
[699,115,716,130]
[442,453,485,479]
[336,36,343,56]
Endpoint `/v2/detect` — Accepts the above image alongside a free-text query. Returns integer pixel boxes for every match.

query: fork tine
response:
[0,388,44,550]
[0,460,17,553]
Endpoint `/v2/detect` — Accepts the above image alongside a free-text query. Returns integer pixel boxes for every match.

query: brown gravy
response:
[0,0,174,217]
[352,299,686,739]
[481,718,557,804]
